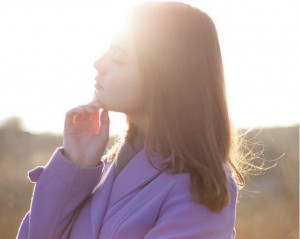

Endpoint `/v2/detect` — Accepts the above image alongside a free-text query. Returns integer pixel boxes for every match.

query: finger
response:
[66,107,85,115]
[67,106,94,125]
[100,109,109,124]
[91,109,100,121]
[65,107,85,125]
[75,113,90,122]
[90,111,100,132]
[64,106,91,124]
[77,104,99,115]
[89,101,102,109]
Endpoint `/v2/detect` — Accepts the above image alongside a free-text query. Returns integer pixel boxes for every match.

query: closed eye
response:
[109,46,127,64]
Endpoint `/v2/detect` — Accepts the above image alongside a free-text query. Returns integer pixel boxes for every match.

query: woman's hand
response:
[63,103,110,168]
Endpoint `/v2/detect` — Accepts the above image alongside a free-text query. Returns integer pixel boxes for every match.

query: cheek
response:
[107,73,145,111]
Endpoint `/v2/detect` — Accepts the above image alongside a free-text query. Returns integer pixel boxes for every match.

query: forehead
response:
[111,24,133,49]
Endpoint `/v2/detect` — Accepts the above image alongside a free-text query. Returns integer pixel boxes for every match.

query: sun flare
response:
[0,0,299,134]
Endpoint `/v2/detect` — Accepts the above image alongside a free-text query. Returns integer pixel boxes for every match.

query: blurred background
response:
[0,0,299,238]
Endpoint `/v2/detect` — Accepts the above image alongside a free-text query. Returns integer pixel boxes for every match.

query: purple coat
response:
[17,147,238,239]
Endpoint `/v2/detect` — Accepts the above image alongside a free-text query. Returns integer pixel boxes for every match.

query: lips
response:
[94,76,104,91]
[94,82,103,91]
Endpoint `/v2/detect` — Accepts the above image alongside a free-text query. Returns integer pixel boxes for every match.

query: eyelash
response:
[109,48,125,64]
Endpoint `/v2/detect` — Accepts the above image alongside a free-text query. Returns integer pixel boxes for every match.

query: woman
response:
[17,2,245,238]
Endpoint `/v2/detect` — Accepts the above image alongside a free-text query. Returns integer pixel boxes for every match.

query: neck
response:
[126,111,146,135]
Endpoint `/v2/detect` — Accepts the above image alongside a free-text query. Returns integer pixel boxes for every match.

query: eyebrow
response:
[111,44,128,56]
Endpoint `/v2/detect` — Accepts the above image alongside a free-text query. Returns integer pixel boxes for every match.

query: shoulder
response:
[159,161,237,198]
[143,163,238,239]
[157,161,238,224]
[163,172,191,195]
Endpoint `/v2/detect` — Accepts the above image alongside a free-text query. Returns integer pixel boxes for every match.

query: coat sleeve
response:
[16,147,105,239]
[144,175,238,239]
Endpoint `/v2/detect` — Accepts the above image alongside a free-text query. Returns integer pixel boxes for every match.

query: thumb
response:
[98,109,110,140]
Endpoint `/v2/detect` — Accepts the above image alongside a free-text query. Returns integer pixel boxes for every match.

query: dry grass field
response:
[0,118,298,239]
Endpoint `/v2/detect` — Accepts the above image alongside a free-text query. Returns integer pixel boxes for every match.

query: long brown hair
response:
[106,1,259,213]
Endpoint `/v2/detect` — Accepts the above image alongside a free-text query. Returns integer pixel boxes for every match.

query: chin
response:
[93,92,104,107]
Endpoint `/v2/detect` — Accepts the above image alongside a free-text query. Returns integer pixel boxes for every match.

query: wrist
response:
[61,148,102,168]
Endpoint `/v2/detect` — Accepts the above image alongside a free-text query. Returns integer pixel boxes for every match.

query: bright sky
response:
[1,0,299,135]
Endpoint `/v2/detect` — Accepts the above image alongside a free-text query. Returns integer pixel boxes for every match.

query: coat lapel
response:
[90,160,116,239]
[109,149,171,207]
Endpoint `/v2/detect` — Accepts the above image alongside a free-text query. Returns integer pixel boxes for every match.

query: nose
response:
[94,57,108,76]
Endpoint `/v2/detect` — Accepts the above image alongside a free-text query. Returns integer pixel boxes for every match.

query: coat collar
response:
[108,149,233,207]
[109,148,171,207]
[90,148,170,238]
[90,148,233,238]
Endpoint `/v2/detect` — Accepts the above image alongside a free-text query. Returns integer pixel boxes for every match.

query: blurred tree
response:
[1,116,24,132]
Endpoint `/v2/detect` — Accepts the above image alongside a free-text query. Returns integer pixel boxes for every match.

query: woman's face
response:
[93,24,146,115]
